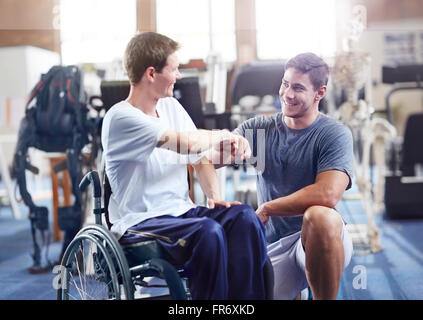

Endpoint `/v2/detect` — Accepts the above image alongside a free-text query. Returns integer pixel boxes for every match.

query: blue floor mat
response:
[336,179,423,299]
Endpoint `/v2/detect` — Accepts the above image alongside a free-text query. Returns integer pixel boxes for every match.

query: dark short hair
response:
[124,32,180,85]
[285,52,329,90]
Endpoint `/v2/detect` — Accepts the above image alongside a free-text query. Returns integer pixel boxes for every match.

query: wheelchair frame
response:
[57,170,274,300]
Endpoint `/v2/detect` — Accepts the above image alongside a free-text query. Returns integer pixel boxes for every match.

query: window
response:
[156,0,236,63]
[256,0,337,60]
[60,0,136,64]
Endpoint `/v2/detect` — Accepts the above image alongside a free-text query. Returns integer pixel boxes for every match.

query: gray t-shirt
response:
[234,112,354,244]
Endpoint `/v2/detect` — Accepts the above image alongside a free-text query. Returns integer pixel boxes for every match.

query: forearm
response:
[257,171,349,225]
[158,129,228,155]
[262,183,338,217]
[192,159,222,201]
[179,130,218,154]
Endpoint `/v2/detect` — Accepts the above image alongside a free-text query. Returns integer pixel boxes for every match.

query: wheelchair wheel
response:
[57,225,134,300]
[130,257,188,300]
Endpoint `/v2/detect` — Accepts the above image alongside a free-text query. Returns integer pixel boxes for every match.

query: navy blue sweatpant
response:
[120,204,267,300]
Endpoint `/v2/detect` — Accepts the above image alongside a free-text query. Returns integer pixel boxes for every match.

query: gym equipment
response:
[97,80,130,112]
[380,63,423,219]
[174,76,234,130]
[382,64,423,124]
[56,170,274,300]
[12,65,101,273]
[384,112,423,219]
[385,175,423,219]
[230,60,284,108]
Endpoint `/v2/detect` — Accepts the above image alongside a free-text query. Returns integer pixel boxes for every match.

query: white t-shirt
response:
[101,97,202,239]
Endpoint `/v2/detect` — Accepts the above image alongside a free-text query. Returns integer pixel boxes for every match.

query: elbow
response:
[321,188,341,208]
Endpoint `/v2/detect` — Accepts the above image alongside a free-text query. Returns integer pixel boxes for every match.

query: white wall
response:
[0,46,60,97]
[0,46,60,170]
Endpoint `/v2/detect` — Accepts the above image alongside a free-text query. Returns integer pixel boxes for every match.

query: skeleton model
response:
[331,5,397,254]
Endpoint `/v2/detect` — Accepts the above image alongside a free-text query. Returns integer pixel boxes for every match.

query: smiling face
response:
[279,67,319,120]
[154,52,181,98]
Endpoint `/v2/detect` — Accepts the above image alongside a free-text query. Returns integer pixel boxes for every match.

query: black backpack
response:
[25,65,90,152]
[13,65,94,272]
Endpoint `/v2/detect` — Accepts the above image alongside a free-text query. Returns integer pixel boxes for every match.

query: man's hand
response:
[210,131,251,166]
[232,134,251,161]
[256,203,269,225]
[208,198,242,209]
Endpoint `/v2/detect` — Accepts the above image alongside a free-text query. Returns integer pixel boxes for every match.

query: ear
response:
[315,85,327,102]
[144,66,156,82]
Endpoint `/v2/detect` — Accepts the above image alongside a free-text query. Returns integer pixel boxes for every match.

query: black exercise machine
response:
[382,64,423,219]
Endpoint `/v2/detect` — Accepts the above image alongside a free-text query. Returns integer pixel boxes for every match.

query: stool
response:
[187,164,194,202]
[47,155,72,241]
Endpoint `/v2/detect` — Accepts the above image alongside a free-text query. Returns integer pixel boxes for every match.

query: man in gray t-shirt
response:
[232,53,354,300]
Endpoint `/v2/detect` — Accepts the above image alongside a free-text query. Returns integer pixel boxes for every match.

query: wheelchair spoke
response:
[83,240,94,295]
[68,271,104,300]
[61,237,120,300]
[74,247,86,298]
[68,243,88,299]
[67,292,82,301]
[70,274,92,300]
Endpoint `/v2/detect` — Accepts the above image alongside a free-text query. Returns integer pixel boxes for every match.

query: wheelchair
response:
[57,170,274,300]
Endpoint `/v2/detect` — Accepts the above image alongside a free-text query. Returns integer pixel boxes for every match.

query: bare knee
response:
[302,206,343,247]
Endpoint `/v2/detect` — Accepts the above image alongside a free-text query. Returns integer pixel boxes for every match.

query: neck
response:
[284,105,319,130]
[126,84,159,117]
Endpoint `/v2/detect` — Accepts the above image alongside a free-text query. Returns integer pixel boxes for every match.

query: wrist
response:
[208,192,221,202]
[261,201,274,217]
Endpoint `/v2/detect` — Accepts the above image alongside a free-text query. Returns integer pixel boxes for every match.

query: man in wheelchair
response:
[100,31,268,300]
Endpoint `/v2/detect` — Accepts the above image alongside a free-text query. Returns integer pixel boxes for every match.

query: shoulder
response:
[318,113,352,137]
[314,114,353,147]
[104,101,161,134]
[104,101,137,121]
[234,113,278,135]
[156,97,198,131]
[158,97,184,112]
[157,97,189,118]
[103,101,130,129]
